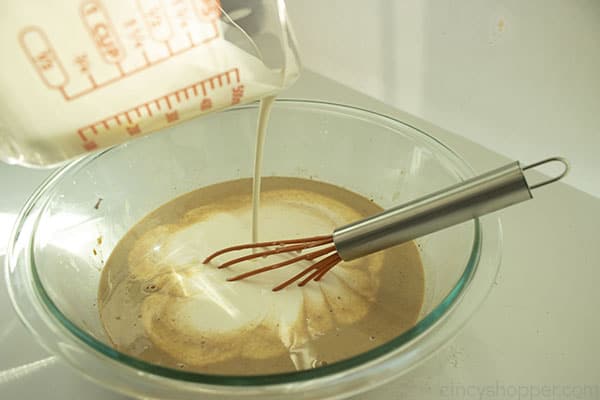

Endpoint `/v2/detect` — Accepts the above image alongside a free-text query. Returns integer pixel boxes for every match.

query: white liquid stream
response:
[251,96,276,243]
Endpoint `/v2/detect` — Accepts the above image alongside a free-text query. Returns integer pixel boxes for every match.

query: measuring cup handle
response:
[332,158,569,261]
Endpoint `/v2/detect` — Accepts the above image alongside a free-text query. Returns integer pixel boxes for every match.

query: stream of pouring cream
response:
[251,97,320,367]
[251,96,276,243]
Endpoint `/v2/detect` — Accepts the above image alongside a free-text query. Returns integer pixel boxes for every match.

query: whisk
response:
[204,157,569,291]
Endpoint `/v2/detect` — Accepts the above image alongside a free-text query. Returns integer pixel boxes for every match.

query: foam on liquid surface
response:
[98,177,425,374]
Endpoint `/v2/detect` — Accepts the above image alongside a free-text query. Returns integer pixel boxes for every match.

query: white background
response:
[286,0,599,197]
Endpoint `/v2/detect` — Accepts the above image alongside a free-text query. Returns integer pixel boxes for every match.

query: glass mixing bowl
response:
[6,100,501,400]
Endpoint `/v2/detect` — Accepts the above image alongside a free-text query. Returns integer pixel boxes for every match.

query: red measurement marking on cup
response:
[18,0,221,101]
[193,0,222,20]
[80,1,125,66]
[76,68,241,150]
[18,27,69,89]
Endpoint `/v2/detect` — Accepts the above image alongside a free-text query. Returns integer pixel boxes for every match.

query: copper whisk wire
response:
[202,158,569,293]
[202,234,342,291]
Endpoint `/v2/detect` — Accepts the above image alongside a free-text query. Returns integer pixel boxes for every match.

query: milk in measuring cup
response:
[0,0,299,166]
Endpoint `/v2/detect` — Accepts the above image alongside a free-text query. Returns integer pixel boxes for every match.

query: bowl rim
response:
[6,99,500,390]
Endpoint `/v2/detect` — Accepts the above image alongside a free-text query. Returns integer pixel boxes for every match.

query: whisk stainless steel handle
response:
[333,157,569,261]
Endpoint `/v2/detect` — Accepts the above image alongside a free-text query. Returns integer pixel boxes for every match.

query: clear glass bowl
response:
[6,100,501,400]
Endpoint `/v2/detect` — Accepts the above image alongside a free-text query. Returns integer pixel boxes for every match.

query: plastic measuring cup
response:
[0,0,299,166]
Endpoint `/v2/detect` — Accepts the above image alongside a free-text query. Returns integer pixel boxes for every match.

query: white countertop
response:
[1,71,599,399]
